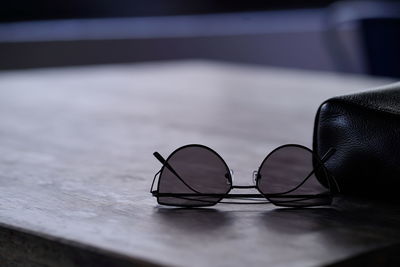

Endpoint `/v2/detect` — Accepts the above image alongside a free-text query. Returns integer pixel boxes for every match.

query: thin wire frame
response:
[150,144,337,208]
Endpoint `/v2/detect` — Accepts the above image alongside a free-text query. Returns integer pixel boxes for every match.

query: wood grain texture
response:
[0,61,397,267]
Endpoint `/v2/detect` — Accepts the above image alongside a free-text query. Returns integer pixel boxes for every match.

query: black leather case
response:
[313,82,400,196]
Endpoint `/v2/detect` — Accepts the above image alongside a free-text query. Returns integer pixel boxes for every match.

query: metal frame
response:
[150,144,338,208]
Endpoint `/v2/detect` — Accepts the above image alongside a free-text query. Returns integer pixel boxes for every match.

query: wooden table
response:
[0,61,398,267]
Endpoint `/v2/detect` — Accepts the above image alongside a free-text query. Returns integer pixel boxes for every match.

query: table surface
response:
[0,61,398,267]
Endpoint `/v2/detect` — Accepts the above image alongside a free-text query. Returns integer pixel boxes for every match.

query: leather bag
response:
[313,82,400,196]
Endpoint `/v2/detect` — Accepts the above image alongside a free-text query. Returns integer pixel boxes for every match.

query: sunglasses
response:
[150,144,339,208]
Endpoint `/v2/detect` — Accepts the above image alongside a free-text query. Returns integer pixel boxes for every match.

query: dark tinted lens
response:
[158,145,231,207]
[257,145,331,207]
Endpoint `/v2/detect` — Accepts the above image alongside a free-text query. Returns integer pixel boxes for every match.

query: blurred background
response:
[1,0,400,77]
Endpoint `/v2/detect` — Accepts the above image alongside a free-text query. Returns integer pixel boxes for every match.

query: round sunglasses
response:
[150,144,339,208]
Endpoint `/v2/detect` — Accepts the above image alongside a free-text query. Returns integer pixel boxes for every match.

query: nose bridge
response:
[253,170,259,185]
[226,169,234,185]
[228,169,258,189]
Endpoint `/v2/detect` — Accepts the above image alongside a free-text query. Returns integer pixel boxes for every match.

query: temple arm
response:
[265,147,337,196]
[152,152,201,194]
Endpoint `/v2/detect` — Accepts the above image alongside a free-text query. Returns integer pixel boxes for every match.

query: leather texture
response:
[313,82,400,196]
